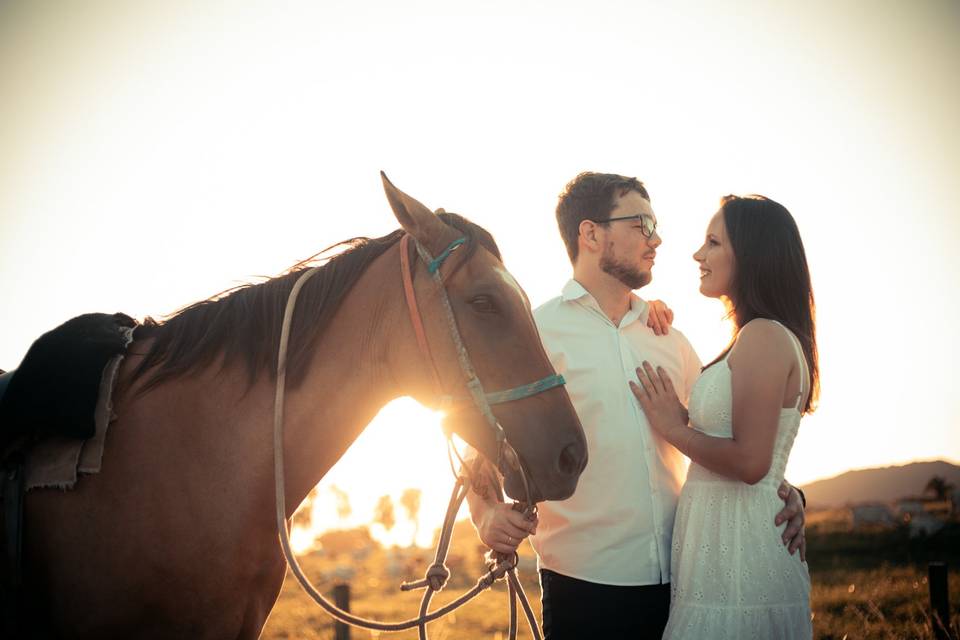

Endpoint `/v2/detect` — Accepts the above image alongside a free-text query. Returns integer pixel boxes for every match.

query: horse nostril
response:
[558,442,586,476]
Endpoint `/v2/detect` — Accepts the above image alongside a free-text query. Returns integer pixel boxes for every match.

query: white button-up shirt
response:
[531,279,702,585]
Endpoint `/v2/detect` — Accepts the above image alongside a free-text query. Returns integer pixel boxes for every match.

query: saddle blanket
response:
[0,313,136,490]
[24,353,122,490]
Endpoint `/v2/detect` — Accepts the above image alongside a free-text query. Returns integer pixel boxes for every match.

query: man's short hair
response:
[555,172,650,263]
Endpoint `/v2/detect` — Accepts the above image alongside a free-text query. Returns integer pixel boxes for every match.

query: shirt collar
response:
[560,278,591,302]
[561,279,649,327]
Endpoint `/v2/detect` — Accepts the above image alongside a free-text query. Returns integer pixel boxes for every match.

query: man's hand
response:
[775,481,806,561]
[646,299,674,336]
[475,502,538,554]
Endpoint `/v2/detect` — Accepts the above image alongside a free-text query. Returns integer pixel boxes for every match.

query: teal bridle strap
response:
[484,374,566,405]
[427,237,467,274]
[448,373,566,406]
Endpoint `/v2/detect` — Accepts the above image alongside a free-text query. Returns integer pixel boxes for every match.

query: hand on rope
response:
[391,475,542,640]
[464,455,539,555]
[476,501,539,554]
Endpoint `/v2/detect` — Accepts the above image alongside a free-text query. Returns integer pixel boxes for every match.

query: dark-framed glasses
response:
[592,214,658,238]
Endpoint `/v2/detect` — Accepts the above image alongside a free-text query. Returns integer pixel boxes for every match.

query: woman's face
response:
[693,210,736,299]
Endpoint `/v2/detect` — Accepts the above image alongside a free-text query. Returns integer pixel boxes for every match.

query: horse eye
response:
[469,295,498,314]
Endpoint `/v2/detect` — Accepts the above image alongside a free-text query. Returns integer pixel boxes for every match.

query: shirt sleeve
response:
[677,333,703,404]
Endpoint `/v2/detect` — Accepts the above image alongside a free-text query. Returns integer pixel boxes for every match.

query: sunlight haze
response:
[1,0,958,547]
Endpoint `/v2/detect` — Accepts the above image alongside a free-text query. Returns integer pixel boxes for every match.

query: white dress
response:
[662,322,812,640]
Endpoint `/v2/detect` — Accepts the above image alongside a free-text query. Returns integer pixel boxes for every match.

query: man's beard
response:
[600,244,651,290]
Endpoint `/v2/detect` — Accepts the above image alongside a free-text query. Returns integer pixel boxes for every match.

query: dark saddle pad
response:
[0,313,137,447]
[0,371,12,406]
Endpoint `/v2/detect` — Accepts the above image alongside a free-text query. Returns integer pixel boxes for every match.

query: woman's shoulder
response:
[729,318,796,364]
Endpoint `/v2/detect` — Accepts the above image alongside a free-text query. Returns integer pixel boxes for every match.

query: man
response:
[466,172,806,639]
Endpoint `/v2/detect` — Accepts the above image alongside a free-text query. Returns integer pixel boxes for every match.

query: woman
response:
[630,195,817,639]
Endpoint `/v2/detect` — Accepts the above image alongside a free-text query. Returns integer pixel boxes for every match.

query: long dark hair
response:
[707,195,819,413]
[131,212,501,393]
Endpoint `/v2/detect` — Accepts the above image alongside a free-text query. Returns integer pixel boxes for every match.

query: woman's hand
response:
[646,300,674,336]
[629,361,688,441]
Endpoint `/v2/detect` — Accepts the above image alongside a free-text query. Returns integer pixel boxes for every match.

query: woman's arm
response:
[631,319,796,484]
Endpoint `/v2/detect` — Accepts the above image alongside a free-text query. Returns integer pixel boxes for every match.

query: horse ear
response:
[381,171,448,246]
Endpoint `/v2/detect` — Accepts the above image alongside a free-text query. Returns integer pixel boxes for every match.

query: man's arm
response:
[465,460,538,554]
[646,299,674,335]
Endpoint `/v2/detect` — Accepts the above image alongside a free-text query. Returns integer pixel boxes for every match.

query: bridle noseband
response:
[399,232,566,503]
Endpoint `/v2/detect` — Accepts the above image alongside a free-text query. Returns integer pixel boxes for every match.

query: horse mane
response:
[130,212,502,393]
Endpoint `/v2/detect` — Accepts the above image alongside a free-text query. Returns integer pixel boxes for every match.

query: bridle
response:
[270,229,569,639]
[398,232,566,505]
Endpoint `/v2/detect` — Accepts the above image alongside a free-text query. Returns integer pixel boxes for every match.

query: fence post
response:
[333,583,351,640]
[929,562,951,640]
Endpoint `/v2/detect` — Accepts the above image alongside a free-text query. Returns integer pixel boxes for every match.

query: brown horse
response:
[18,177,587,639]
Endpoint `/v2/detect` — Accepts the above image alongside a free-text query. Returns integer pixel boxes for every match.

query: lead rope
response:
[273,258,542,638]
[399,441,542,640]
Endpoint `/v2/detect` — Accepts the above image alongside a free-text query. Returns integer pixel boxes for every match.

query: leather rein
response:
[271,231,567,639]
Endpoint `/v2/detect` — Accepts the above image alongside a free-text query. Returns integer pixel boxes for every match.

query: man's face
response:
[598,190,661,289]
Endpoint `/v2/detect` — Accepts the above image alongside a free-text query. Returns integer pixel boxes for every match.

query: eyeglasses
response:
[591,214,658,238]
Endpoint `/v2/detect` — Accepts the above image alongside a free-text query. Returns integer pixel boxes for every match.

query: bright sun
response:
[290,398,464,553]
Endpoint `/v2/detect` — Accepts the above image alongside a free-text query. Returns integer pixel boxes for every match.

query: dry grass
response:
[261,539,543,640]
[805,521,960,639]
[261,522,960,639]
[812,566,959,640]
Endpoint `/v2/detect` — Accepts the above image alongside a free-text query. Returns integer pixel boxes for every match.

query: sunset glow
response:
[1,1,958,547]
[291,399,455,550]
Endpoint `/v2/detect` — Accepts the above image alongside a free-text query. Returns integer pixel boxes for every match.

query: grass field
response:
[261,520,960,639]
[804,519,960,639]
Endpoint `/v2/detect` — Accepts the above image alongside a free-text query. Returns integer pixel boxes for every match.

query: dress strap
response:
[770,320,808,411]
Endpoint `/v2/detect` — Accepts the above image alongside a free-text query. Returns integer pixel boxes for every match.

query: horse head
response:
[381,173,587,503]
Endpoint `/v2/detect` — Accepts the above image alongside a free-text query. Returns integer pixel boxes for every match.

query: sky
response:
[1,1,958,547]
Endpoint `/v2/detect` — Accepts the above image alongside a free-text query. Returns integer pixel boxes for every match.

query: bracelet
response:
[679,428,696,451]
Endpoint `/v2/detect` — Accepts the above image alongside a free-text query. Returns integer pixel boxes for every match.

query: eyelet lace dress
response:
[662,322,812,640]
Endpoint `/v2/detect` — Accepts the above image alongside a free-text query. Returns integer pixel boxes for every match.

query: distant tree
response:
[292,485,319,530]
[373,494,396,532]
[330,484,352,522]
[924,475,955,501]
[400,488,422,547]
[319,527,376,557]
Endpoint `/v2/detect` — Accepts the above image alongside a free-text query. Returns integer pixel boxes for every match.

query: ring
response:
[507,536,513,545]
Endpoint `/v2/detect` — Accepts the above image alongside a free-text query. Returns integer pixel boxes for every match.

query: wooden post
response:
[929,562,951,640]
[333,583,351,640]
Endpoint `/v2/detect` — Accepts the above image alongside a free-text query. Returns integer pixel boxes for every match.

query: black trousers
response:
[540,569,671,640]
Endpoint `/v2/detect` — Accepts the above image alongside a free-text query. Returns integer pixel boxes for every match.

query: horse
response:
[13,175,588,639]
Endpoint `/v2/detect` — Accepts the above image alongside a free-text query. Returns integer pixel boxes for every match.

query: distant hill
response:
[800,460,960,508]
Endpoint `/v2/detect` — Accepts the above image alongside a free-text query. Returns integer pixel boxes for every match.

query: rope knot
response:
[398,562,452,592]
[425,562,451,591]
[476,550,517,590]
